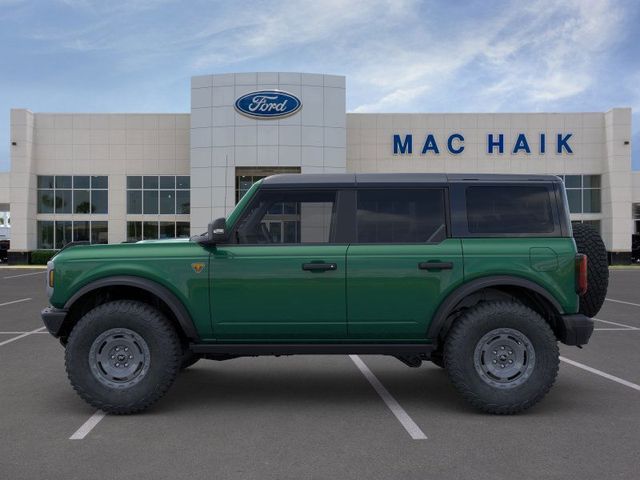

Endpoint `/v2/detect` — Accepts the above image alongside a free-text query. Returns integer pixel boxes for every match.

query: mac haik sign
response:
[393,133,573,155]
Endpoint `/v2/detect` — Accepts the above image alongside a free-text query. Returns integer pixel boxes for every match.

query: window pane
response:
[583,189,601,213]
[176,176,190,189]
[143,176,158,189]
[74,190,91,213]
[567,190,582,213]
[55,190,72,214]
[176,190,190,214]
[73,221,90,242]
[466,186,555,234]
[143,191,158,214]
[159,222,175,238]
[91,176,108,189]
[176,222,190,238]
[37,221,54,249]
[564,175,581,189]
[583,175,601,189]
[237,191,336,244]
[38,176,54,189]
[159,191,175,214]
[91,221,108,244]
[127,191,142,214]
[91,190,108,214]
[127,221,142,242]
[127,176,142,189]
[160,176,175,189]
[357,189,447,243]
[55,221,73,249]
[55,176,72,189]
[37,191,54,213]
[73,176,90,188]
[143,221,158,240]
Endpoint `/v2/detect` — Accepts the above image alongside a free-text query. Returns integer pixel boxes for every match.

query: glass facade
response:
[559,175,601,214]
[37,175,108,214]
[37,220,108,249]
[126,221,190,242]
[126,175,190,215]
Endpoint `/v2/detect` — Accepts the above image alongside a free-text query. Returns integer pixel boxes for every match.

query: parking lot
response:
[1,268,639,480]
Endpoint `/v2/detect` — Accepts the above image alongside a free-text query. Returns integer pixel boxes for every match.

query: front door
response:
[346,188,464,339]
[211,188,348,340]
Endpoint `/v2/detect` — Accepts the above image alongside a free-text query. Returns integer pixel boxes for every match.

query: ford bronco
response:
[41,173,608,414]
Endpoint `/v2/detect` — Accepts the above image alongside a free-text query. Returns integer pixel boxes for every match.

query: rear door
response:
[346,188,463,340]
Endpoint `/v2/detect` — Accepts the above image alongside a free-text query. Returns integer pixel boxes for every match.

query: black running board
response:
[190,343,434,356]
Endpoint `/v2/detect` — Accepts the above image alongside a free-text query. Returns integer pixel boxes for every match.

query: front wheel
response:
[444,301,559,414]
[65,300,182,414]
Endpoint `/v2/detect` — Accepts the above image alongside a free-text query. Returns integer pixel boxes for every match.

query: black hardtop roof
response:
[261,173,562,188]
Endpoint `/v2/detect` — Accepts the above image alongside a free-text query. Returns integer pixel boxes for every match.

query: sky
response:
[0,0,639,171]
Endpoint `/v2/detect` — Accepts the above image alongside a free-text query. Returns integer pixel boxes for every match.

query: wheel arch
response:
[428,275,564,344]
[60,276,199,343]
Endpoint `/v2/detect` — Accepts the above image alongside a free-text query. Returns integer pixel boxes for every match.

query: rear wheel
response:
[65,300,182,414]
[444,301,559,414]
[572,223,609,317]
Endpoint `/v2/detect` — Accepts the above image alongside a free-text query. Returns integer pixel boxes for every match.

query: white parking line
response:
[0,331,48,334]
[593,318,639,330]
[560,356,640,392]
[349,355,427,440]
[0,297,32,308]
[605,297,640,308]
[0,327,47,347]
[3,270,46,279]
[70,411,107,440]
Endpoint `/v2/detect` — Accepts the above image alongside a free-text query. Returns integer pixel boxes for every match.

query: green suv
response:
[41,174,608,414]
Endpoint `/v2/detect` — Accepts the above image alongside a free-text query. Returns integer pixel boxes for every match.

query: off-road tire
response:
[444,301,559,414]
[180,350,201,370]
[572,222,609,317]
[65,300,182,414]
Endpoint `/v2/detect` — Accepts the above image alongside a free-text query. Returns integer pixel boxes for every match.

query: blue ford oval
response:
[235,90,302,119]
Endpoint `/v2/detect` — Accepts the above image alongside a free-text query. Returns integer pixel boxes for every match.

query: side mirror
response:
[207,217,227,244]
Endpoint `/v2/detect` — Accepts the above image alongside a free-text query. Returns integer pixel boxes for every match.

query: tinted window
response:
[356,189,447,243]
[466,186,555,234]
[236,190,336,244]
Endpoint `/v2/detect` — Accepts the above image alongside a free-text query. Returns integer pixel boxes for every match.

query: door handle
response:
[302,263,337,272]
[418,261,453,271]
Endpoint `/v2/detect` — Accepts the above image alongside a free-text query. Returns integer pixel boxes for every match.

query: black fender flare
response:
[427,275,564,341]
[64,275,199,340]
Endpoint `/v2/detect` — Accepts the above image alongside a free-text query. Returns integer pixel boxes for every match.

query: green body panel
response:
[346,239,464,339]
[209,245,347,340]
[49,240,213,338]
[462,238,579,314]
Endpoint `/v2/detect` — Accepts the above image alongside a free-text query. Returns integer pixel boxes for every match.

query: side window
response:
[356,189,447,243]
[466,186,555,234]
[235,190,337,244]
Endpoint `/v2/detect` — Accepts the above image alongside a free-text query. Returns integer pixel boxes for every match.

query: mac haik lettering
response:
[235,90,302,119]
[393,133,573,155]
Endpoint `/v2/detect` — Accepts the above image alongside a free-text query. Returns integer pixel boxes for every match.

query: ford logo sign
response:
[235,90,302,119]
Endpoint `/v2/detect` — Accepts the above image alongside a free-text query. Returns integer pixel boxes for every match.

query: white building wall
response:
[346,109,633,253]
[9,111,190,250]
[189,72,346,234]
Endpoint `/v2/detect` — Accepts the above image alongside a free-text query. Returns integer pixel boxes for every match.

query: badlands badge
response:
[191,263,205,274]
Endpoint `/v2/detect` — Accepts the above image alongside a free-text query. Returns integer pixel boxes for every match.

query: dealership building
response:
[0,72,637,263]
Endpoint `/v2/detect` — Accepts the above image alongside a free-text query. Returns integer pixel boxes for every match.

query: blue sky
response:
[1,0,639,171]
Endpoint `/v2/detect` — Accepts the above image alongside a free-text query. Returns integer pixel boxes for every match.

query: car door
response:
[210,188,348,340]
[346,187,464,340]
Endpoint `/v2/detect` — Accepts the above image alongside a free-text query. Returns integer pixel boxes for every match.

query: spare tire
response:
[572,223,609,317]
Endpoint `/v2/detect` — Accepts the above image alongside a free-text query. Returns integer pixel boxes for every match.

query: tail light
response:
[576,254,587,295]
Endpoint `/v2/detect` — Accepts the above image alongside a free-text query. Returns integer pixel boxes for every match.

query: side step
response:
[190,343,434,357]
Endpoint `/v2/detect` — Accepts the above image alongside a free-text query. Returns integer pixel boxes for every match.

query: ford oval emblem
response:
[234,90,302,119]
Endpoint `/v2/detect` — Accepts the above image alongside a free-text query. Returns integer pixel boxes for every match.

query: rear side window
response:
[466,186,555,234]
[356,189,447,243]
